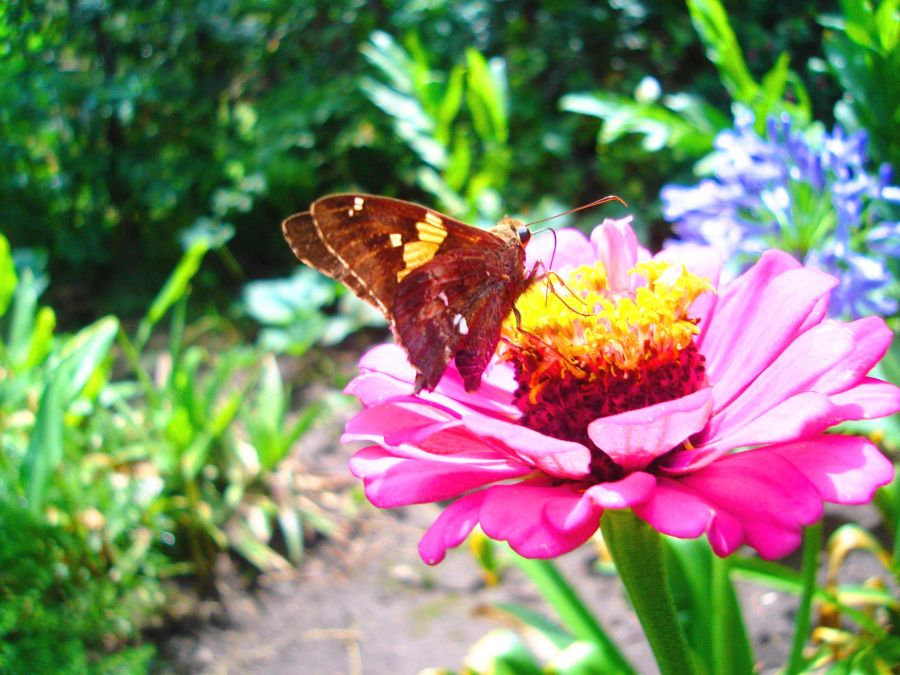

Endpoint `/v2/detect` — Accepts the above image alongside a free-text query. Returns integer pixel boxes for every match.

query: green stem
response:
[786,522,822,674]
[513,556,636,674]
[600,510,696,675]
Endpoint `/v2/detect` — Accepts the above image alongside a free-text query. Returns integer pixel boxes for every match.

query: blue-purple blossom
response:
[662,110,899,318]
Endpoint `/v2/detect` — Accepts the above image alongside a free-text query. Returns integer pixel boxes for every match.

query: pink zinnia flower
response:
[345,217,898,564]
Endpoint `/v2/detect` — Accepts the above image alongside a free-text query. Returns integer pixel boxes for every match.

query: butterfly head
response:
[494,216,531,248]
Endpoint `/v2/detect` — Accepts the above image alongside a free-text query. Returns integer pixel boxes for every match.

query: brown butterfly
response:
[282,194,539,393]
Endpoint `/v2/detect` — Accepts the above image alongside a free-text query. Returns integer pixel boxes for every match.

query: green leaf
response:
[465,630,542,675]
[840,0,879,51]
[435,65,466,146]
[23,316,119,511]
[6,267,42,367]
[0,233,15,318]
[137,241,209,351]
[491,602,573,650]
[465,48,508,144]
[754,52,791,125]
[361,30,414,94]
[512,556,636,674]
[874,0,899,52]
[23,368,65,512]
[21,306,55,371]
[561,92,718,157]
[55,316,119,403]
[686,0,758,102]
[547,641,618,675]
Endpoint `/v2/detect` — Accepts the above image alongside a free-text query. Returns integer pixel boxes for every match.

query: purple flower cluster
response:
[662,110,899,318]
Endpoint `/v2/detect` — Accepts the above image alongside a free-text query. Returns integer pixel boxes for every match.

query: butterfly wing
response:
[281,211,375,304]
[310,194,503,315]
[392,243,525,392]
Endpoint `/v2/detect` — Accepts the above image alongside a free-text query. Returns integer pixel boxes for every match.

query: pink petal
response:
[478,483,600,559]
[768,435,895,504]
[583,471,657,509]
[418,482,601,564]
[673,450,824,559]
[654,243,722,327]
[802,317,893,394]
[633,479,721,539]
[663,392,835,472]
[526,228,594,272]
[419,491,486,564]
[346,345,521,419]
[634,478,753,557]
[828,378,900,419]
[589,217,649,290]
[349,446,530,508]
[700,252,838,410]
[460,413,591,479]
[358,343,417,382]
[588,388,712,471]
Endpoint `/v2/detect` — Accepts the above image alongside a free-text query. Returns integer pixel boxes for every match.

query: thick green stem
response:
[600,510,697,675]
[786,522,822,674]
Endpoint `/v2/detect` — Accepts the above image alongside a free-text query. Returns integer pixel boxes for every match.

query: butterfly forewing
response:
[310,195,501,315]
[281,212,375,304]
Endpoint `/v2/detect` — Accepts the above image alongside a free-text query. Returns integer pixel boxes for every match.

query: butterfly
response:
[282,194,539,393]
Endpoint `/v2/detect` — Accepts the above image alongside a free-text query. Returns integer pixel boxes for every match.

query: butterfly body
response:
[282,194,536,392]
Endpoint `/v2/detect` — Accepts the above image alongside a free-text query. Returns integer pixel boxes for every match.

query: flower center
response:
[502,258,712,481]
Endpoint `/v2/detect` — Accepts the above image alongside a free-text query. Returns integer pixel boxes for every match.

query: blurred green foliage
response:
[819,0,900,167]
[0,231,347,664]
[1,0,841,316]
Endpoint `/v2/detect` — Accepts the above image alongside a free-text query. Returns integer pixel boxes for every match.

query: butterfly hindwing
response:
[392,242,527,392]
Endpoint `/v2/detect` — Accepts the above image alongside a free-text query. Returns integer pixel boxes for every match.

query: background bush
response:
[1,1,840,320]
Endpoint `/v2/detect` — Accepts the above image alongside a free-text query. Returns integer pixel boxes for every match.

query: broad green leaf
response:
[23,370,64,512]
[230,517,291,573]
[874,0,899,51]
[665,537,754,675]
[465,48,508,144]
[547,641,617,675]
[464,630,542,675]
[361,30,414,94]
[435,65,466,146]
[136,242,209,350]
[840,0,879,51]
[277,505,304,564]
[687,0,758,102]
[0,234,15,318]
[491,602,572,650]
[6,267,41,367]
[22,306,55,371]
[755,52,791,126]
[56,316,119,404]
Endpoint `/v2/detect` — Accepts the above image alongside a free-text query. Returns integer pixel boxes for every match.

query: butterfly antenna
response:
[525,195,627,232]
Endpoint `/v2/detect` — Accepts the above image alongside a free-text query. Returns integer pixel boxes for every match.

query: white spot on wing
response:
[389,233,403,247]
[452,313,469,336]
[353,197,365,211]
[437,291,449,306]
[347,208,354,216]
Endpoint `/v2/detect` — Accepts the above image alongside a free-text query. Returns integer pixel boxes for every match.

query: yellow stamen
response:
[504,259,713,378]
